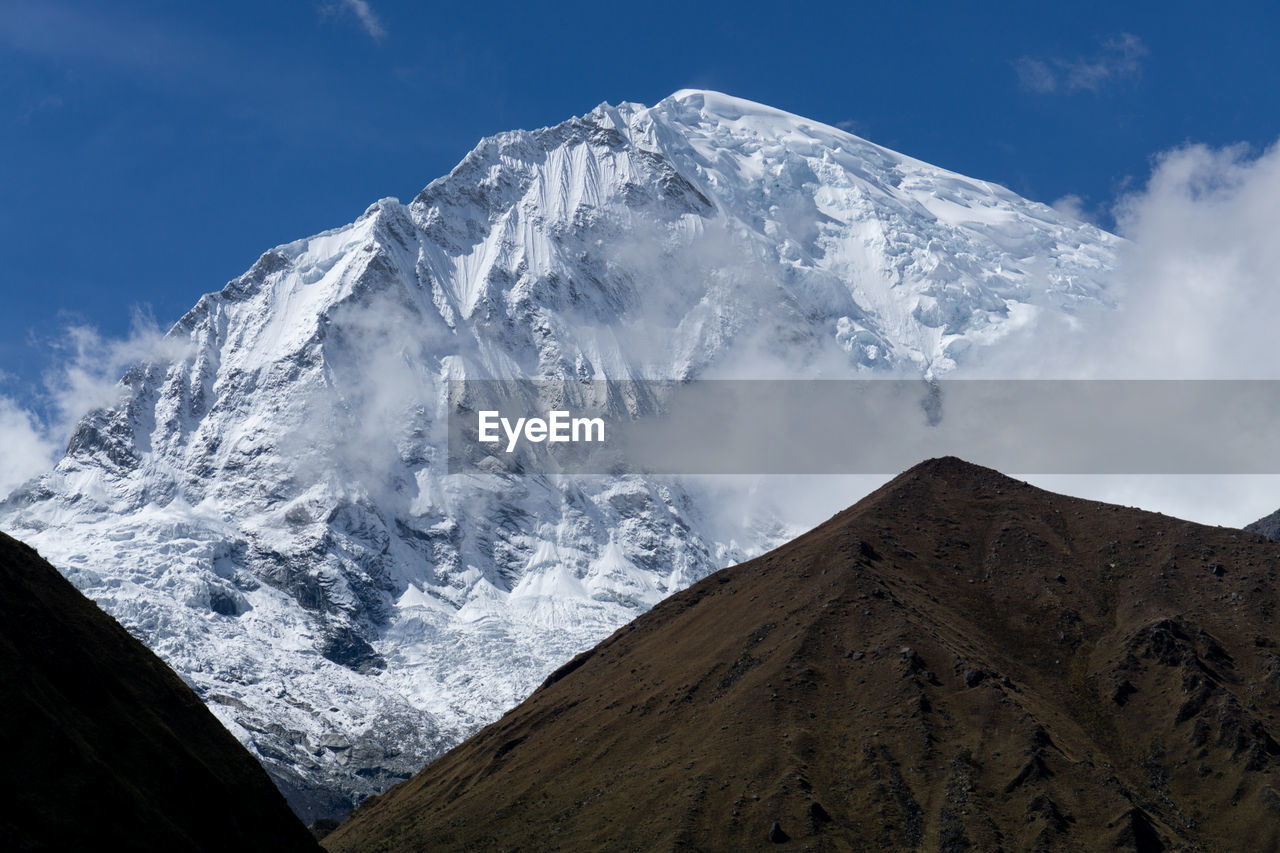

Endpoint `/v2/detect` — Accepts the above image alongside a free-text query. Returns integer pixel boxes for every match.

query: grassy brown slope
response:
[326,458,1280,852]
[0,531,319,852]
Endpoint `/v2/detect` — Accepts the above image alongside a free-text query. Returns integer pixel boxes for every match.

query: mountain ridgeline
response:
[326,459,1280,852]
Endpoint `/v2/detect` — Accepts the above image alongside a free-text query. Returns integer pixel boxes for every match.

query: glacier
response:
[0,90,1119,821]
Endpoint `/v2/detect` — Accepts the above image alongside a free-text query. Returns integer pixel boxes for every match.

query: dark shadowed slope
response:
[0,531,318,852]
[327,458,1280,853]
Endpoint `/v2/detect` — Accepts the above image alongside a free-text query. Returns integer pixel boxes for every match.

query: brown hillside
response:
[0,531,319,852]
[326,458,1280,852]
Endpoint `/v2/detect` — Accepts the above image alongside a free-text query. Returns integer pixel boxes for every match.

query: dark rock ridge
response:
[325,457,1280,852]
[0,531,318,852]
[1246,506,1280,542]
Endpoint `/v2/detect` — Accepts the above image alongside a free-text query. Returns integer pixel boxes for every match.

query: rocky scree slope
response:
[328,458,1280,853]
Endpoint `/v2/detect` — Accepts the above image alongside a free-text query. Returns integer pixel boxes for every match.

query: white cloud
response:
[327,0,386,41]
[44,310,185,442]
[1050,193,1090,222]
[1013,57,1058,94]
[1016,34,1148,95]
[1024,474,1280,529]
[0,310,190,502]
[709,472,1280,536]
[967,136,1280,381]
[1101,139,1280,378]
[0,397,59,500]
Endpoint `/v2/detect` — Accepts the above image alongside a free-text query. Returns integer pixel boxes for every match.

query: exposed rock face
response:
[0,531,318,852]
[326,458,1280,853]
[0,90,1117,820]
[1246,507,1280,542]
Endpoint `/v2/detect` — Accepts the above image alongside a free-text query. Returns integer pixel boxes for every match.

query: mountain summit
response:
[326,458,1280,852]
[0,92,1118,819]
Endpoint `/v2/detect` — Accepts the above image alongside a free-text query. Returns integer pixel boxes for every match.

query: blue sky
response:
[2,0,1278,409]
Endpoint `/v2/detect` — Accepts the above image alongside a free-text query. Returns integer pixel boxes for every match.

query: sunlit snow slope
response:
[0,90,1118,821]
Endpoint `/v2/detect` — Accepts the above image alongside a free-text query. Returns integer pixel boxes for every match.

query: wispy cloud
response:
[44,311,186,441]
[0,310,189,500]
[1049,193,1090,222]
[1015,34,1148,95]
[327,0,386,41]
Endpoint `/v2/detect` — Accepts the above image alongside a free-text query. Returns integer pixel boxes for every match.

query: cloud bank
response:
[1104,140,1280,378]
[0,396,59,499]
[968,136,1280,382]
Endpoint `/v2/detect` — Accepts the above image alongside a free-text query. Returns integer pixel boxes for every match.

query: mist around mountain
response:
[326,458,1280,853]
[0,531,317,852]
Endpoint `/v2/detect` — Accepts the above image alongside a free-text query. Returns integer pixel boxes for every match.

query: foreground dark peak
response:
[854,454,1030,505]
[326,459,1280,852]
[898,454,1005,479]
[0,532,317,852]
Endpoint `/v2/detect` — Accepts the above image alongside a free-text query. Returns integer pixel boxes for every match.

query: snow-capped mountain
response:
[0,90,1118,821]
